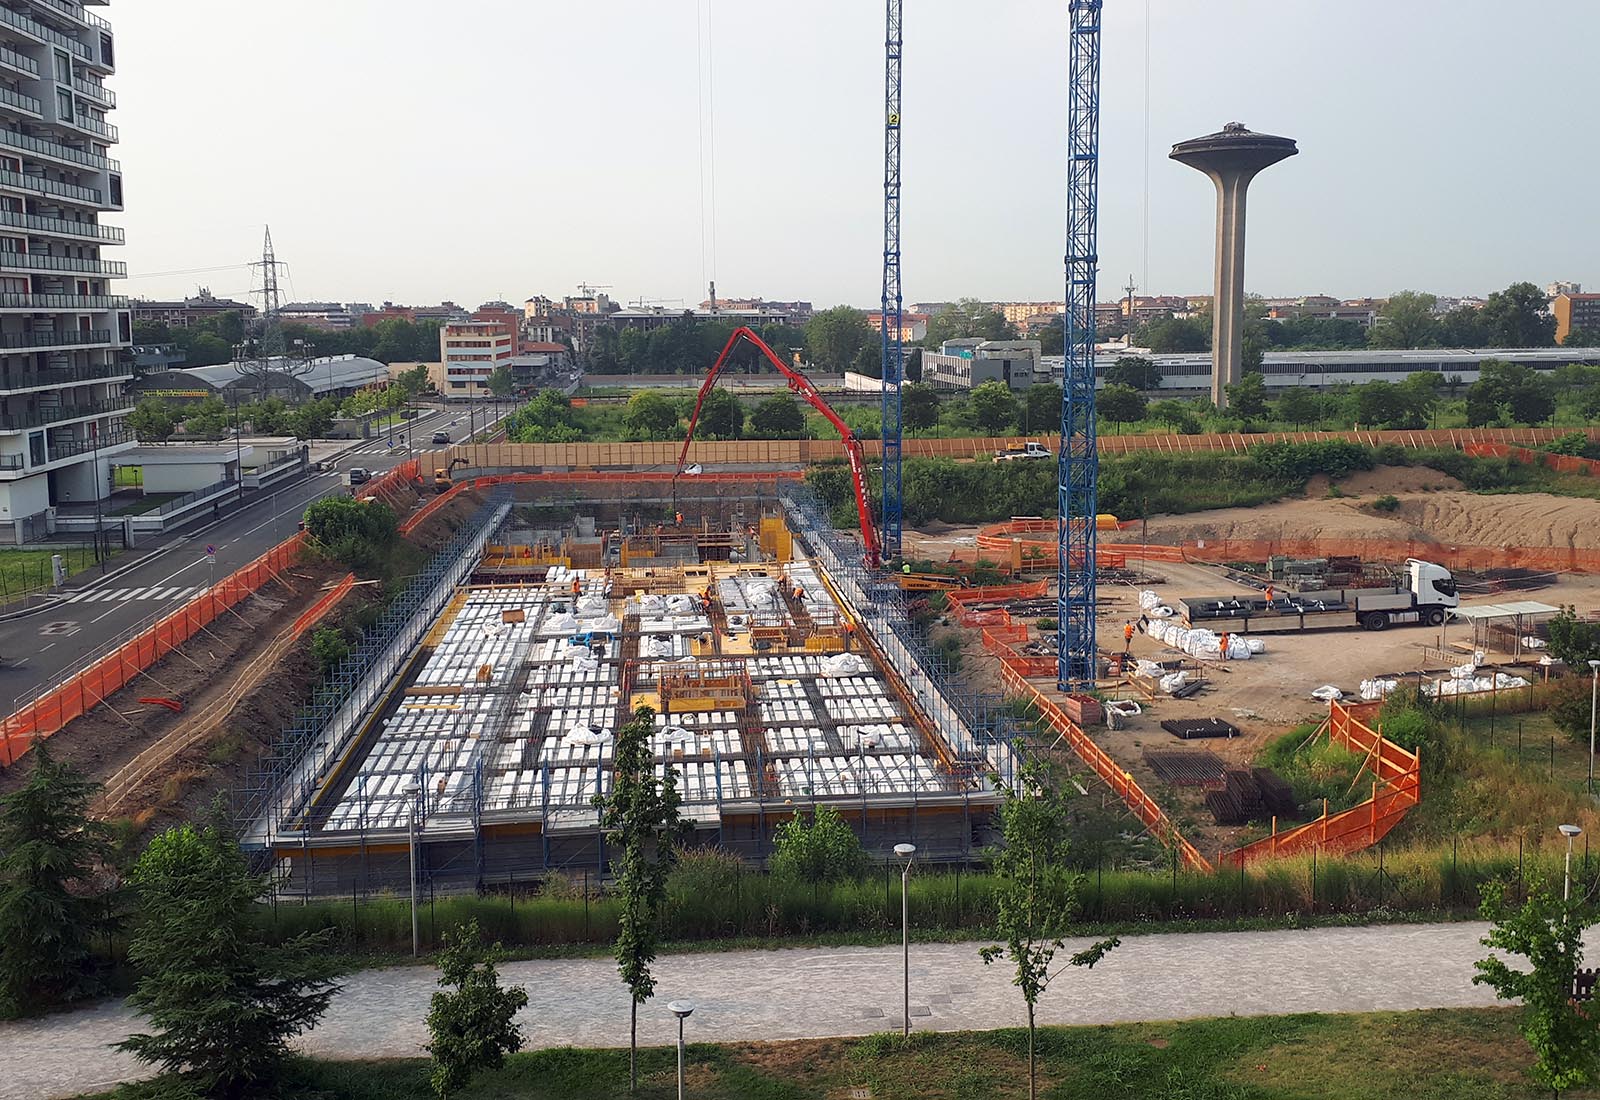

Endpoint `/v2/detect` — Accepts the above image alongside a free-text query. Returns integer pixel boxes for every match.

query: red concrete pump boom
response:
[676,326,881,567]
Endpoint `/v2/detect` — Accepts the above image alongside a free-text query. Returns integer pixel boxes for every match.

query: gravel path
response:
[0,922,1509,1100]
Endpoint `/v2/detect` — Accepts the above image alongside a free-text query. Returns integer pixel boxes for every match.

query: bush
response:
[1378,695,1435,753]
[426,919,528,1098]
[309,627,349,673]
[770,804,867,884]
[1372,494,1400,512]
[303,497,399,573]
[1548,677,1596,743]
[1251,440,1375,484]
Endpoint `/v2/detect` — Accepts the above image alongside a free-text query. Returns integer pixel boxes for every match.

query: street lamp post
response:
[894,842,916,1037]
[668,1000,695,1100]
[1560,824,1583,907]
[405,780,422,956]
[1589,660,1600,797]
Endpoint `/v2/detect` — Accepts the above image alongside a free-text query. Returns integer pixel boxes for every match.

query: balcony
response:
[0,168,100,204]
[0,327,112,350]
[0,45,37,78]
[0,394,133,430]
[0,361,131,390]
[46,425,132,463]
[0,208,122,242]
[0,251,124,277]
[0,292,126,310]
[33,0,110,32]
[0,85,42,118]
[0,5,91,60]
[0,128,118,172]
[0,452,21,469]
[70,112,116,142]
[70,75,112,108]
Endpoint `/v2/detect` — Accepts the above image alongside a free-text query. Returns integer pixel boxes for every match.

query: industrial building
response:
[130,354,392,403]
[242,482,1020,896]
[0,0,129,540]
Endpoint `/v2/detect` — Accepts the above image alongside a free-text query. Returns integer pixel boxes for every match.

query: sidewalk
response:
[0,922,1512,1100]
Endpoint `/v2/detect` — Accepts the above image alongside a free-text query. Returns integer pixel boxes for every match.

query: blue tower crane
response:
[1058,0,1101,689]
[879,0,904,561]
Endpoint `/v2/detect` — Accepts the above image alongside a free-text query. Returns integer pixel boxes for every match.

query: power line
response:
[125,262,249,279]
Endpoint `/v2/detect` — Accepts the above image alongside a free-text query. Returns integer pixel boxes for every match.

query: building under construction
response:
[242,479,1021,895]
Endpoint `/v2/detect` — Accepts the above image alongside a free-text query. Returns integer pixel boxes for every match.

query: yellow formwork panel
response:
[759,516,792,562]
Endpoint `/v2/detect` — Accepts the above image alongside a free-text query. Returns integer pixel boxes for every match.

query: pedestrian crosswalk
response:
[54,584,209,605]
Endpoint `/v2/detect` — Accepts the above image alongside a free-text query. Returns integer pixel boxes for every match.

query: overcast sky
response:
[113,0,1598,311]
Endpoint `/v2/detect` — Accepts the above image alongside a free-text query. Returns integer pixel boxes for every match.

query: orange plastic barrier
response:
[1466,441,1600,478]
[0,533,309,767]
[1222,700,1421,866]
[293,573,356,635]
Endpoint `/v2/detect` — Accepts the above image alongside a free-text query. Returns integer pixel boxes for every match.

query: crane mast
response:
[879,0,905,561]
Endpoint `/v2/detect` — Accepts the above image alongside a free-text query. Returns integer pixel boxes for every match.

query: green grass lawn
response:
[87,1008,1595,1099]
[0,545,110,601]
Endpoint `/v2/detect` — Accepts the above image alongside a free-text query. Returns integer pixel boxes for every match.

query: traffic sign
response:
[205,544,216,562]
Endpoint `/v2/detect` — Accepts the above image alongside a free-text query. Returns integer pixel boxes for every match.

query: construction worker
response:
[902,562,912,575]
[675,510,684,526]
[570,576,581,598]
[843,620,855,652]
[1122,621,1134,655]
[1264,584,1274,605]
[1219,631,1231,661]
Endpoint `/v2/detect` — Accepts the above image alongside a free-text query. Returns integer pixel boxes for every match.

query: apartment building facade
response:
[0,0,129,540]
[439,319,515,394]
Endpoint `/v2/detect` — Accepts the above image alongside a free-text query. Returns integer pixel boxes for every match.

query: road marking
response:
[90,602,125,624]
[103,588,129,599]
[61,590,89,603]
[124,587,145,598]
[80,590,110,603]
[39,642,54,652]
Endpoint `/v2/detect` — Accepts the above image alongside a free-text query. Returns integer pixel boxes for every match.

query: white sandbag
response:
[1105,699,1142,718]
[576,595,608,616]
[578,614,621,633]
[820,652,869,677]
[546,613,579,632]
[643,636,675,657]
[1359,678,1398,701]
[564,724,609,746]
[1450,662,1477,680]
[1139,590,1161,611]
[1158,670,1188,694]
[1134,659,1164,678]
[637,594,665,616]
[1224,636,1253,660]
[1144,618,1165,637]
[665,594,698,614]
[1150,605,1175,619]
[660,724,694,744]
[1245,638,1266,654]
[1522,636,1548,649]
[1311,684,1344,701]
[1494,673,1530,690]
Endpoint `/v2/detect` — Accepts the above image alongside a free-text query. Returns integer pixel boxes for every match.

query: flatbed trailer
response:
[1177,559,1459,634]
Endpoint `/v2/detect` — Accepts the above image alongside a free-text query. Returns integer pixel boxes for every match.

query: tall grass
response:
[253,839,1582,955]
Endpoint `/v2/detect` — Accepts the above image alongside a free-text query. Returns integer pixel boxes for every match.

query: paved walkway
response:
[0,922,1511,1100]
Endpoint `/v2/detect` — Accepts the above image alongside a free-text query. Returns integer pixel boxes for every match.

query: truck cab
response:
[996,441,1051,462]
[1408,559,1459,611]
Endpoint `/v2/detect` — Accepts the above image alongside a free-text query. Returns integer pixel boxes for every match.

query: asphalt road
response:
[0,403,513,713]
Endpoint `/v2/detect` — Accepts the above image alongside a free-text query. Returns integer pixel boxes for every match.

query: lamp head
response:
[668,1000,695,1019]
[1561,824,1584,838]
[404,781,421,798]
[894,843,917,859]
[1589,660,1600,671]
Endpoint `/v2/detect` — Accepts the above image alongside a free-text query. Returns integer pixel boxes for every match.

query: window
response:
[28,431,42,466]
[108,174,121,206]
[56,89,72,122]
[53,51,69,84]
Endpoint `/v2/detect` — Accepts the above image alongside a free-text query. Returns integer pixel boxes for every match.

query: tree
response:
[486,365,514,398]
[1563,326,1600,348]
[902,382,941,434]
[1548,606,1600,670]
[426,919,529,1099]
[0,743,119,1018]
[1351,379,1432,429]
[979,762,1118,1100]
[304,497,398,572]
[1097,383,1146,431]
[1021,382,1062,434]
[621,392,679,441]
[1368,290,1439,349]
[1467,361,1556,427]
[769,803,866,883]
[182,395,230,440]
[396,363,431,398]
[119,815,341,1097]
[1134,315,1207,352]
[1480,282,1557,348]
[128,398,176,443]
[1037,316,1064,355]
[924,298,1015,345]
[1105,355,1162,391]
[696,388,743,440]
[595,705,681,1093]
[1275,387,1320,429]
[1148,399,1200,434]
[969,380,1017,434]
[804,306,874,371]
[749,395,807,439]
[1474,879,1600,1097]
[1437,305,1489,348]
[1224,371,1269,417]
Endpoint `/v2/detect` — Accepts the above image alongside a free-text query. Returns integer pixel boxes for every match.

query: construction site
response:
[235,476,1024,894]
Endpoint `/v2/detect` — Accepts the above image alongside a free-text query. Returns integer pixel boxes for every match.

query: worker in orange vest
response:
[1264,584,1274,604]
[570,576,581,598]
[843,620,855,652]
[1122,621,1134,655]
[1219,631,1231,660]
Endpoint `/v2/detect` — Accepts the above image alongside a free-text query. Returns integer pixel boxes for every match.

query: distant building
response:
[132,356,392,403]
[472,304,523,354]
[439,320,516,395]
[279,301,355,330]
[411,302,471,324]
[1547,281,1583,300]
[133,288,257,329]
[923,339,1042,392]
[360,303,416,327]
[131,344,184,373]
[1266,297,1382,329]
[997,302,1064,324]
[1552,293,1600,344]
[863,311,929,343]
[696,297,814,323]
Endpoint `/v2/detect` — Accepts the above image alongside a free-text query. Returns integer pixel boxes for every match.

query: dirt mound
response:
[1306,465,1464,497]
[407,490,486,552]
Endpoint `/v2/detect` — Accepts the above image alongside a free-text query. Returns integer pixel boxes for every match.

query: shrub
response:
[1372,494,1400,512]
[303,497,399,573]
[309,627,349,673]
[426,919,529,1098]
[770,803,867,884]
[1548,677,1596,743]
[1252,440,1375,484]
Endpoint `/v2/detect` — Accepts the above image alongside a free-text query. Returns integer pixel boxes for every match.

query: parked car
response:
[432,430,451,445]
[348,467,371,485]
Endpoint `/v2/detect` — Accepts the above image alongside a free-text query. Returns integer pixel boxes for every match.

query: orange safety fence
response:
[292,573,356,635]
[0,533,310,768]
[1466,441,1600,478]
[1222,700,1421,866]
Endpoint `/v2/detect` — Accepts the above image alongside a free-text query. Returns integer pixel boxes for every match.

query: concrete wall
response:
[51,456,107,504]
[0,473,49,524]
[143,459,233,494]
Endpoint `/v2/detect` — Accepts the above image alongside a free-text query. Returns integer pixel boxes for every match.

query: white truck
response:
[995,441,1052,462]
[1177,559,1459,633]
